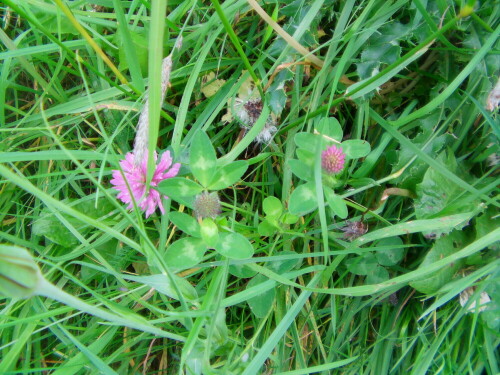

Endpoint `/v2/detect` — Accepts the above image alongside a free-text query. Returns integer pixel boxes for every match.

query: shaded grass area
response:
[0,0,499,374]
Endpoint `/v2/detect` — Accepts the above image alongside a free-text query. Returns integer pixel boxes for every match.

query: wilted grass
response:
[0,0,499,374]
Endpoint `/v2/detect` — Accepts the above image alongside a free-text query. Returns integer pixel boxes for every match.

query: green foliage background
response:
[0,0,498,374]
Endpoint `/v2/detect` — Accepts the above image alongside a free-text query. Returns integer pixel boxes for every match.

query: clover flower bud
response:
[0,245,42,299]
[194,192,221,219]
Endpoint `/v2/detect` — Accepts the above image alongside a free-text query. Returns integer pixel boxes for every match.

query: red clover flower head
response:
[321,145,345,174]
[111,151,180,218]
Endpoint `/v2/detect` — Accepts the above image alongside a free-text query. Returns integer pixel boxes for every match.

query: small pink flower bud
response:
[321,145,345,174]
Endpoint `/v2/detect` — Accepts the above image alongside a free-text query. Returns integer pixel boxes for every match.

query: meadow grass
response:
[0,0,499,374]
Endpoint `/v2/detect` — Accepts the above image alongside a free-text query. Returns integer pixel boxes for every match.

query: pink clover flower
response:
[321,145,345,174]
[111,151,180,218]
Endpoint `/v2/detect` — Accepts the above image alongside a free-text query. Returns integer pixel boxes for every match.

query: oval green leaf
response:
[190,131,217,187]
[288,182,318,216]
[324,187,348,219]
[169,211,200,237]
[208,160,248,190]
[375,237,405,266]
[282,213,299,225]
[345,254,378,275]
[268,251,301,274]
[315,117,343,142]
[288,159,313,182]
[263,196,282,218]
[229,264,258,278]
[258,219,279,237]
[215,232,254,259]
[247,274,276,318]
[410,231,465,294]
[295,148,316,168]
[296,148,314,166]
[341,139,371,159]
[294,132,319,149]
[157,177,203,204]
[366,265,389,284]
[165,237,206,270]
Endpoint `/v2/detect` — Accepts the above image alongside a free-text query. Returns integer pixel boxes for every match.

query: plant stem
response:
[211,0,264,99]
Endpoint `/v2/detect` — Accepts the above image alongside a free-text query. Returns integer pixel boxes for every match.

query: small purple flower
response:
[111,151,180,218]
[321,145,345,174]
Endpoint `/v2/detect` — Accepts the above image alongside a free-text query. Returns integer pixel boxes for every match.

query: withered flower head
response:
[235,98,278,144]
[341,220,368,241]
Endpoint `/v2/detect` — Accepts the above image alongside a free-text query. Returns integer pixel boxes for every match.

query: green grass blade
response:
[241,272,322,375]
